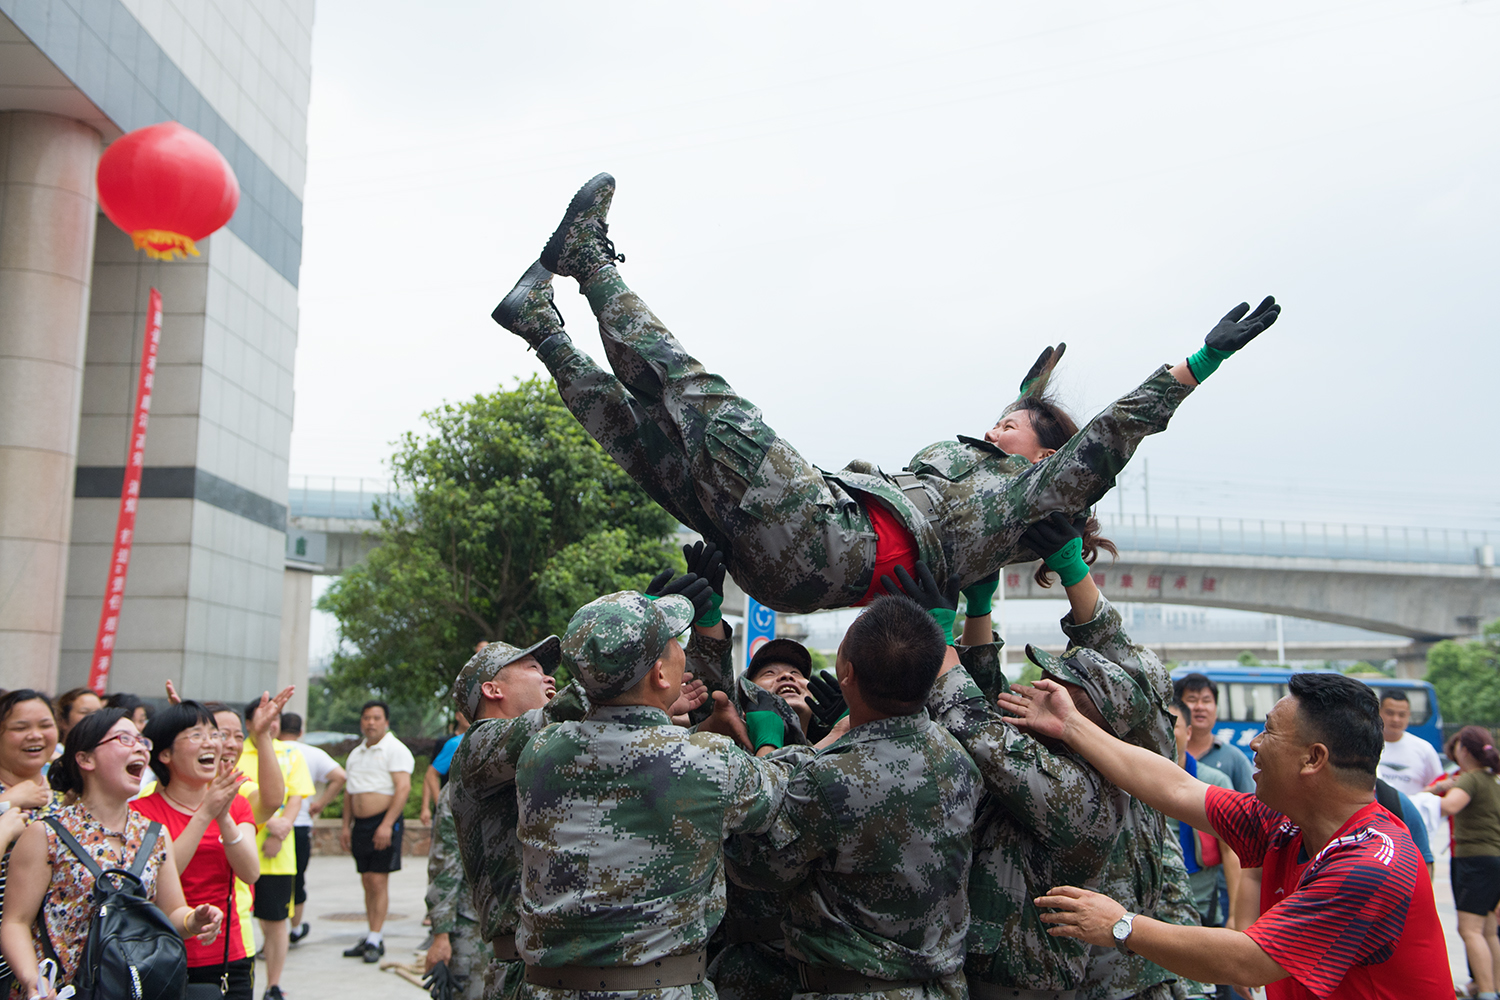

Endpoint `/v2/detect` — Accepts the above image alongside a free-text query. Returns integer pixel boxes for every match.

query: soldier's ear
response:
[479,678,504,703]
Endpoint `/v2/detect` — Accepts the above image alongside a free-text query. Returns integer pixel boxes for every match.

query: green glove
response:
[1044,537,1090,587]
[1188,297,1280,383]
[880,563,961,643]
[744,711,785,752]
[928,607,957,641]
[696,590,723,628]
[961,571,1000,617]
[1185,344,1234,383]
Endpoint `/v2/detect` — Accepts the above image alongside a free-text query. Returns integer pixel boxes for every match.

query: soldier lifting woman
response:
[492,172,1279,615]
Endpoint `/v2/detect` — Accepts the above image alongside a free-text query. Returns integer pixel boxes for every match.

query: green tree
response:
[315,377,680,731]
[1425,619,1500,727]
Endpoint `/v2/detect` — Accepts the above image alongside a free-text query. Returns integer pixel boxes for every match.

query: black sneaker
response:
[342,938,368,958]
[264,987,286,1000]
[362,940,385,964]
[289,922,309,944]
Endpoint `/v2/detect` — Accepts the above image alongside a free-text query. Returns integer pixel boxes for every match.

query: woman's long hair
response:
[49,708,129,797]
[1006,394,1118,587]
[1448,725,1500,774]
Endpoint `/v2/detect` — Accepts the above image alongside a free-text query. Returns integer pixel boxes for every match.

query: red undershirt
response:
[855,495,921,606]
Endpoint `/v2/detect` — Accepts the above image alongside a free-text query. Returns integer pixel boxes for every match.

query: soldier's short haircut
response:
[1286,672,1382,783]
[841,594,946,716]
[1379,687,1409,705]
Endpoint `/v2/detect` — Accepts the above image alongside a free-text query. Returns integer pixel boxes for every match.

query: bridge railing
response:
[288,476,401,520]
[1096,513,1497,566]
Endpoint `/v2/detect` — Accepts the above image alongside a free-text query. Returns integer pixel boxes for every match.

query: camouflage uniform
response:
[724,711,982,1000]
[686,629,812,1000]
[923,636,1137,996]
[448,638,590,1000]
[516,590,795,1000]
[1040,600,1197,1000]
[539,266,1194,613]
[428,783,486,1000]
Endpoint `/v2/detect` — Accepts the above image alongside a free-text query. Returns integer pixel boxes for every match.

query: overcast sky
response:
[290,0,1500,529]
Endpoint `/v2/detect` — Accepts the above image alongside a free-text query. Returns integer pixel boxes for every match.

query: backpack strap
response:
[129,822,162,877]
[43,817,105,881]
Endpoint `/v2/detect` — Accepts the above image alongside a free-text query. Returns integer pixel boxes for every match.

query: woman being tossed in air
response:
[493,172,1280,615]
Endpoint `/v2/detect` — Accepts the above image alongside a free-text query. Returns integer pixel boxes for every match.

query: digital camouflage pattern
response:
[451,637,561,721]
[924,646,1128,993]
[538,264,1193,613]
[448,682,590,1000]
[427,784,485,1000]
[515,702,794,1000]
[562,590,695,700]
[724,712,981,1000]
[1047,598,1193,1000]
[684,624,810,1000]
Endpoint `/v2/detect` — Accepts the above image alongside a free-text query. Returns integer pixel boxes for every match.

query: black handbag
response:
[183,883,234,999]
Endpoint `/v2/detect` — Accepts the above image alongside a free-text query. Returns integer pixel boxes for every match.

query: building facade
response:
[0,0,312,707]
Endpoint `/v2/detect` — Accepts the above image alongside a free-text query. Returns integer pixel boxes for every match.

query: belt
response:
[797,964,934,994]
[891,474,940,525]
[525,950,706,991]
[722,916,783,945]
[966,981,1076,1000]
[491,936,520,962]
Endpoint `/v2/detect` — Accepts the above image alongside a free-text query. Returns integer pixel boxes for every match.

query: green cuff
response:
[1043,537,1090,588]
[696,591,724,628]
[929,607,957,642]
[1186,344,1234,383]
[961,580,999,617]
[744,711,785,751]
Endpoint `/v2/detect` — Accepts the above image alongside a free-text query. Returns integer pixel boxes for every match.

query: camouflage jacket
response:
[1053,598,1188,1000]
[515,704,792,967]
[426,783,477,933]
[926,644,1128,992]
[724,712,982,983]
[831,365,1192,589]
[448,682,590,943]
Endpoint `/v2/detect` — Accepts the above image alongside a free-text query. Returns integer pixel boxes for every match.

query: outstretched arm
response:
[1000,678,1212,832]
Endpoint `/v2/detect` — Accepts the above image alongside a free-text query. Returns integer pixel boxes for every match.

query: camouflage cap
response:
[451,636,561,720]
[562,591,695,701]
[1024,643,1149,739]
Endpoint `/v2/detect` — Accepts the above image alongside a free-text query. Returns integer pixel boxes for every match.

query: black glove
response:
[1205,295,1279,352]
[1017,342,1066,399]
[681,540,727,625]
[644,570,715,624]
[1020,511,1090,587]
[742,683,788,751]
[425,960,455,1000]
[806,668,847,742]
[881,561,962,639]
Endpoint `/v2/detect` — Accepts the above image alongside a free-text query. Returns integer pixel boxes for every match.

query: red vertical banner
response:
[88,288,163,695]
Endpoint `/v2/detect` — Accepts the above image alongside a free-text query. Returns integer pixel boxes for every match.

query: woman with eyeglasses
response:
[132,701,262,1000]
[0,709,223,999]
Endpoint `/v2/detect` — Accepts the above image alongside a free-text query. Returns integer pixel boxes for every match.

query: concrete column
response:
[278,567,314,718]
[0,113,101,691]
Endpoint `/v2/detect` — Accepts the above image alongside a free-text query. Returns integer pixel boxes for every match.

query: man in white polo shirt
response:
[339,700,415,962]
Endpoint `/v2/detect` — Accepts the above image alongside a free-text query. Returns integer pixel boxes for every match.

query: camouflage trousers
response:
[485,956,526,1000]
[790,970,968,1000]
[708,941,800,1000]
[523,982,718,1000]
[546,268,877,612]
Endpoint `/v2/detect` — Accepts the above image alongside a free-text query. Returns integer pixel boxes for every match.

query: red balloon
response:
[96,121,240,261]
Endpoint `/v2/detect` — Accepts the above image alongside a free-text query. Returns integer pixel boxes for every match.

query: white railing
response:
[287,476,400,520]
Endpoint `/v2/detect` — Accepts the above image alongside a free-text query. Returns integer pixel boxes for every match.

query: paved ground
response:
[260,851,1472,999]
[265,855,433,999]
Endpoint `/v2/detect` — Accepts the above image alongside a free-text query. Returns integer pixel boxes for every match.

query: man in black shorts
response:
[340,701,416,962]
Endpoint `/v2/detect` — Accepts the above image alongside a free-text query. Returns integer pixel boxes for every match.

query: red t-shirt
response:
[131,790,253,966]
[1204,785,1450,1000]
[855,495,920,606]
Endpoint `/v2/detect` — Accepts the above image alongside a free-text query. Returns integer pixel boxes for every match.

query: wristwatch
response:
[1112,912,1137,955]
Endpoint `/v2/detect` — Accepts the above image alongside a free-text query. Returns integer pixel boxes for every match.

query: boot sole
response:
[491,259,554,330]
[540,171,615,275]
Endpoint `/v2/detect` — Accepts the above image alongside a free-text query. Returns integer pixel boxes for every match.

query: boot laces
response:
[597,220,626,263]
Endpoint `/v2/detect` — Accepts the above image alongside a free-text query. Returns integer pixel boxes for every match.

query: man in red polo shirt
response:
[1000,669,1451,999]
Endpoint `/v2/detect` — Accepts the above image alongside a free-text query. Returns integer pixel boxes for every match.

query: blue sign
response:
[744,595,777,672]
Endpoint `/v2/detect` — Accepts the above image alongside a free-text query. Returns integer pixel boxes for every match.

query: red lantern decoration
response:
[96,121,240,261]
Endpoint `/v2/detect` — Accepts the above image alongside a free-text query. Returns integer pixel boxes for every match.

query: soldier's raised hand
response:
[696,691,752,752]
[805,669,847,743]
[644,570,715,624]
[1184,296,1279,383]
[998,676,1077,740]
[881,561,961,640]
[681,540,727,627]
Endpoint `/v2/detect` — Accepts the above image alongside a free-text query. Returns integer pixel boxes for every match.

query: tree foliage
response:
[1425,619,1500,727]
[315,377,680,729]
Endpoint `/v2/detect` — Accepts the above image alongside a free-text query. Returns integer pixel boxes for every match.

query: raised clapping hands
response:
[202,757,247,818]
[997,678,1078,741]
[248,686,296,739]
